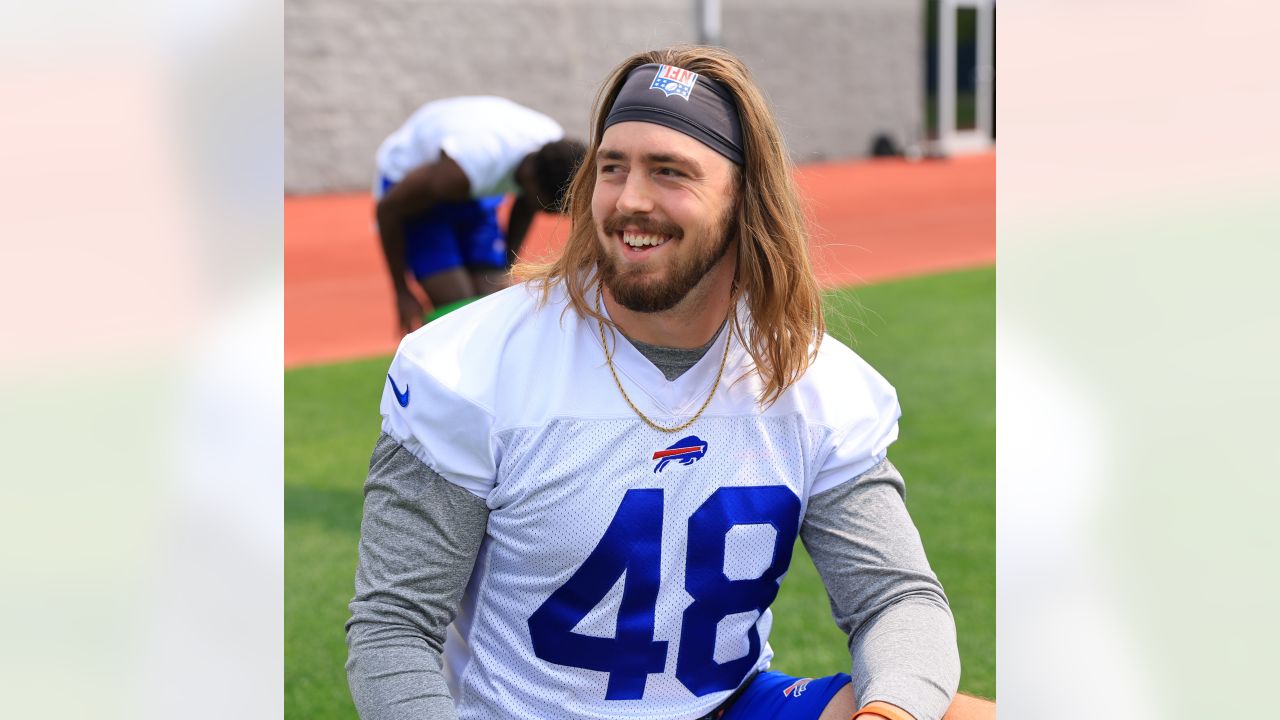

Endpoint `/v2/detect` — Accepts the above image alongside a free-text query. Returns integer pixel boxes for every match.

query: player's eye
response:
[599,163,624,175]
[655,167,685,178]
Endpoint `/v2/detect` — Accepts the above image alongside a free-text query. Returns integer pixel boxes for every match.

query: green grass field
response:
[285,266,994,717]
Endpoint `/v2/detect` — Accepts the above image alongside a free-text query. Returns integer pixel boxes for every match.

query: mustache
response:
[601,214,683,239]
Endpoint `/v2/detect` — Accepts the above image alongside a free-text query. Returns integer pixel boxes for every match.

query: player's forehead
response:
[597,121,727,173]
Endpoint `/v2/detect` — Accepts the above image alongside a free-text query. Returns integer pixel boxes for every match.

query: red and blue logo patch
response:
[652,435,708,473]
[649,64,700,100]
[782,677,813,698]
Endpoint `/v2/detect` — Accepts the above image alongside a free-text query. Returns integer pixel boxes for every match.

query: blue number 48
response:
[527,486,801,700]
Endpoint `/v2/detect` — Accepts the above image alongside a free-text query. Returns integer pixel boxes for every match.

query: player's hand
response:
[396,293,425,335]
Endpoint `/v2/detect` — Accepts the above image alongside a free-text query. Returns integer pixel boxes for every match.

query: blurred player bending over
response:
[373,96,585,334]
[349,47,996,720]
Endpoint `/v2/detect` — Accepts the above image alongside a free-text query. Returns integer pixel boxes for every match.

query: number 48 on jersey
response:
[527,485,801,700]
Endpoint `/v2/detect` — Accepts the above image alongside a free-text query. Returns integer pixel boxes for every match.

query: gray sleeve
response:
[800,459,960,720]
[345,433,490,720]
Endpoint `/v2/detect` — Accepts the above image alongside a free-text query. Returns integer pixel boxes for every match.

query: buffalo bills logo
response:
[652,435,708,473]
[649,64,700,100]
[783,677,813,698]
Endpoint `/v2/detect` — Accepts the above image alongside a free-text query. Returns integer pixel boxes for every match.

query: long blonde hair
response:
[514,45,824,408]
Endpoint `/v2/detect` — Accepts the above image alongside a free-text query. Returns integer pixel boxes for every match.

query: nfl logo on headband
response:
[649,64,700,100]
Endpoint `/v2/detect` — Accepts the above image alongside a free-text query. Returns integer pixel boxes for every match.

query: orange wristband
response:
[851,700,915,720]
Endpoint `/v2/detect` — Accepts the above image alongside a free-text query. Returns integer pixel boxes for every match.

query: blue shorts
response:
[720,671,852,720]
[378,175,506,279]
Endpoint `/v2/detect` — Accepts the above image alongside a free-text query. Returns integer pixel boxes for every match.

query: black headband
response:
[602,63,745,165]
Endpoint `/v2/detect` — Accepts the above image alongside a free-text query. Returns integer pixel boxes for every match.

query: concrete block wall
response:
[286,0,922,194]
[723,0,924,164]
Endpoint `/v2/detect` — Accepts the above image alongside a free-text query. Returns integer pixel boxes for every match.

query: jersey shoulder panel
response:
[381,285,544,497]
[774,335,902,495]
[380,284,584,496]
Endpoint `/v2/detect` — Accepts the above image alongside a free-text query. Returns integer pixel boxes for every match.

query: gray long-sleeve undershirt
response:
[347,435,489,719]
[800,460,960,719]
[347,338,959,720]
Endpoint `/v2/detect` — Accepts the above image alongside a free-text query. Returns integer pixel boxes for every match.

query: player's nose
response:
[615,172,655,215]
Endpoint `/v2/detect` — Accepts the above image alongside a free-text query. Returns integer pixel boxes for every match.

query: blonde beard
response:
[598,212,735,314]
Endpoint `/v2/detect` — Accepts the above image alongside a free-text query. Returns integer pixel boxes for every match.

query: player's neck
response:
[603,259,736,350]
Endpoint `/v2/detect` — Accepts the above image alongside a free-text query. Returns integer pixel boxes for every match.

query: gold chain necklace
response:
[596,283,731,433]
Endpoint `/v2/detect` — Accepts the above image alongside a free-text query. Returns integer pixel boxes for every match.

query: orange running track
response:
[286,152,993,368]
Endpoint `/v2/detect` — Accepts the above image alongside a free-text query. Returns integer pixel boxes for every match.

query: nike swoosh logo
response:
[387,374,409,407]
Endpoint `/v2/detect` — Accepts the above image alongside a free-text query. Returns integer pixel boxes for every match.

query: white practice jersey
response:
[379,283,901,720]
[373,96,564,199]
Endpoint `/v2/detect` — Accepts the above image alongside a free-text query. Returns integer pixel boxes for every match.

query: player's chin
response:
[608,271,658,293]
[609,279,687,313]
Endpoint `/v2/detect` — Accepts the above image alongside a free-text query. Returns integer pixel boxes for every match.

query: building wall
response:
[285,0,922,193]
[723,0,924,164]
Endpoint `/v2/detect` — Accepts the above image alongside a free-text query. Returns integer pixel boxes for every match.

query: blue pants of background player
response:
[378,175,507,279]
[718,671,852,720]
